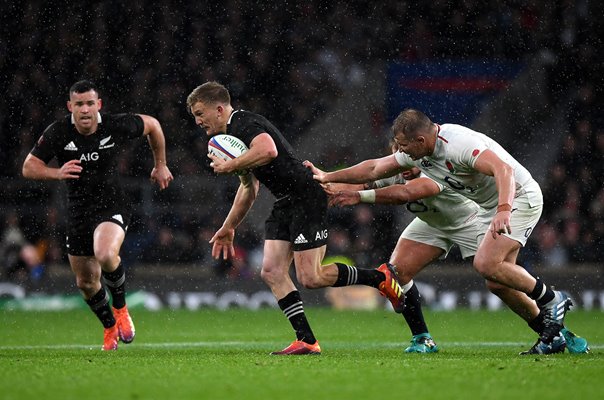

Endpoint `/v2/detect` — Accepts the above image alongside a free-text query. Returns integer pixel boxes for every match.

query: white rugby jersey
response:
[394,123,542,210]
[374,173,480,231]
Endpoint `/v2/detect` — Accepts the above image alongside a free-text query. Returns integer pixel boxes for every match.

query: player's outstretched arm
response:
[304,154,403,184]
[139,114,173,190]
[210,173,260,260]
[330,177,440,207]
[22,154,82,180]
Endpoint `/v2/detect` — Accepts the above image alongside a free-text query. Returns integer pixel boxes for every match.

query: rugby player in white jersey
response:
[322,166,588,354]
[305,108,583,354]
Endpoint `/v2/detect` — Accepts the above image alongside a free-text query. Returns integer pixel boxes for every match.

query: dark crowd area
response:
[0,0,602,285]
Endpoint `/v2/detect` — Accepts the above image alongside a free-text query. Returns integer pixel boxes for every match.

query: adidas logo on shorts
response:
[294,234,308,244]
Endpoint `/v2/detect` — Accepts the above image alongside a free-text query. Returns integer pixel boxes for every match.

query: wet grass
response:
[1,308,602,400]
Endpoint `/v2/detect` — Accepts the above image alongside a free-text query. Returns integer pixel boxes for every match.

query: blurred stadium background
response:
[0,0,602,311]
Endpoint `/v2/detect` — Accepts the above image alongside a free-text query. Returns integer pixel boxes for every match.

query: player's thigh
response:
[93,221,126,259]
[475,233,521,265]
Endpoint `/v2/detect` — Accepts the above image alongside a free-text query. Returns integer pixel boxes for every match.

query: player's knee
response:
[94,248,119,267]
[260,263,283,285]
[75,276,97,293]
[473,253,497,277]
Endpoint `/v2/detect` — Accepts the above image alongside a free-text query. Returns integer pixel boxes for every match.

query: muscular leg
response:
[94,222,128,309]
[261,239,296,299]
[69,254,114,328]
[483,246,539,322]
[477,236,576,350]
[292,246,388,292]
[93,222,125,273]
[474,234,538,293]
[390,238,444,338]
[487,281,539,321]
[69,255,103,299]
[261,240,317,345]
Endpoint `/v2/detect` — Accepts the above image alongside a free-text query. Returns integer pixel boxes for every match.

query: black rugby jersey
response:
[30,113,144,214]
[226,110,320,199]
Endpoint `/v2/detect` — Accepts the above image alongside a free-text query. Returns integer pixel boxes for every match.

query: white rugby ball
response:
[208,134,249,160]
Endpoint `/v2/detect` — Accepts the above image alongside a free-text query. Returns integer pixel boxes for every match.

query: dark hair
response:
[69,80,98,95]
[392,108,432,139]
[186,81,231,112]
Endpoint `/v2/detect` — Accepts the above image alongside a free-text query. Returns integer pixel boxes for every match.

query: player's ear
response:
[67,101,72,112]
[97,99,103,110]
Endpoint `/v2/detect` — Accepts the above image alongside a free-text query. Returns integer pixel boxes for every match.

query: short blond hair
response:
[186,81,231,112]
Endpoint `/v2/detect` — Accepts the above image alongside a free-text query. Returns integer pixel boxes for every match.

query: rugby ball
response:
[208,134,249,160]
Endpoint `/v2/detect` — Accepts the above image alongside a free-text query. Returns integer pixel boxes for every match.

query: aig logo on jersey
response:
[315,229,328,240]
[80,152,99,161]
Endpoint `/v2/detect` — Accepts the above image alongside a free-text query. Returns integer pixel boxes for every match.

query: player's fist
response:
[58,159,82,179]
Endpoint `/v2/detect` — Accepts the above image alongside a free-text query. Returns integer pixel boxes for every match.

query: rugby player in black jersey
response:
[186,81,404,355]
[22,80,173,350]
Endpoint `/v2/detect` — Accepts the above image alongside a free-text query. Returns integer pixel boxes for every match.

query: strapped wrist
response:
[358,189,376,203]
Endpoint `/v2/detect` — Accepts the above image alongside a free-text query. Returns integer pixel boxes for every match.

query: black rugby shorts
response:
[265,188,329,251]
[66,207,131,256]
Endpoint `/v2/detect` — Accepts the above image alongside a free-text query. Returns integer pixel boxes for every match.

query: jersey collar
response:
[227,109,241,125]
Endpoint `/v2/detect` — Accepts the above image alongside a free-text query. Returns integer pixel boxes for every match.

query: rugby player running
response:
[22,80,173,350]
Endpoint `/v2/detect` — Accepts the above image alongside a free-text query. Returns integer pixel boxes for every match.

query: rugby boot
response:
[561,328,590,354]
[271,340,321,355]
[520,334,566,355]
[404,333,439,353]
[102,325,119,351]
[539,291,572,344]
[113,306,135,344]
[376,263,405,313]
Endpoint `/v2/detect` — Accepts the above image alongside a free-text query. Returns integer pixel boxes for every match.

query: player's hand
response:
[209,226,236,260]
[150,164,174,190]
[302,160,327,183]
[329,190,361,207]
[58,159,82,179]
[208,153,234,175]
[490,210,512,239]
[322,182,363,195]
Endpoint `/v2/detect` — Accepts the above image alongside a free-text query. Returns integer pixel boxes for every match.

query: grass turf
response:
[1,308,602,400]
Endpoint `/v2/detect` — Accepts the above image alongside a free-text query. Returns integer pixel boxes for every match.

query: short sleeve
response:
[452,134,489,168]
[30,123,59,163]
[394,150,413,168]
[418,173,445,192]
[109,113,145,142]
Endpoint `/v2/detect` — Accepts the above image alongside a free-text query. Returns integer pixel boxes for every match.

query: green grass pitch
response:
[1,308,602,400]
